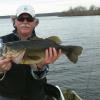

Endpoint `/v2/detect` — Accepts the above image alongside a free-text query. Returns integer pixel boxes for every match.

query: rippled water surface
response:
[0,16,100,100]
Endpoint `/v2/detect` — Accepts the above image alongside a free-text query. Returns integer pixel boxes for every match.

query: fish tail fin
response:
[61,46,83,63]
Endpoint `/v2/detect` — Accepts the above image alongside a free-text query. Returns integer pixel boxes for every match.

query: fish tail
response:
[61,46,83,63]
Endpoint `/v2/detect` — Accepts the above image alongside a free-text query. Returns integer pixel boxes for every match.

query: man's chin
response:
[21,31,30,37]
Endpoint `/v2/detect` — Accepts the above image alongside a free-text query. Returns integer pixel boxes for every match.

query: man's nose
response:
[23,19,28,23]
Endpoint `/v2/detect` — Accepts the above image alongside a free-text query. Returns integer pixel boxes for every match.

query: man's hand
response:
[0,58,12,72]
[44,47,62,64]
[36,47,62,70]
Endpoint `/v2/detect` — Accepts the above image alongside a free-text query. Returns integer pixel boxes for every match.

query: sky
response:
[0,0,100,16]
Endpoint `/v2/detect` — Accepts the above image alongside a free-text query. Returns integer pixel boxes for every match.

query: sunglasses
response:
[17,16,34,22]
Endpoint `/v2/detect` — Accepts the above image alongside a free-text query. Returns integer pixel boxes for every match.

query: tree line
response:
[1,5,100,18]
[59,5,100,16]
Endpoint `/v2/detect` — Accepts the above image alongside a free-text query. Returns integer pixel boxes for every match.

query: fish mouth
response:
[12,50,26,64]
[3,50,26,64]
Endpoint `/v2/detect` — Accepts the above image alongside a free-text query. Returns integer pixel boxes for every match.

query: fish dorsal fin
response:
[46,36,61,44]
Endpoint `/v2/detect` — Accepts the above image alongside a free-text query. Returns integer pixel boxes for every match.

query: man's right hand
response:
[0,58,12,72]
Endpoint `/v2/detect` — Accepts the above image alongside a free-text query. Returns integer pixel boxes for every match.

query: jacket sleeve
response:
[31,65,49,79]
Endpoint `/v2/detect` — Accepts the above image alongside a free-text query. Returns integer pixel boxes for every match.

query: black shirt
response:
[0,32,47,100]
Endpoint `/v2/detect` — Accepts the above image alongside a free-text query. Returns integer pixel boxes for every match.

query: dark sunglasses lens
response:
[27,18,34,22]
[17,17,24,21]
[17,17,33,22]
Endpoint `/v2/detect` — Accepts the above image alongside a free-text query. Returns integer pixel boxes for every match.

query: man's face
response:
[15,13,35,37]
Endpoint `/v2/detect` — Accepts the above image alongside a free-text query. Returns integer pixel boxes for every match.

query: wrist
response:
[31,65,49,79]
[30,63,46,71]
[36,63,45,70]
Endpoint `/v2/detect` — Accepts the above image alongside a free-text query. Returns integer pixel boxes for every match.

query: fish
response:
[1,36,83,64]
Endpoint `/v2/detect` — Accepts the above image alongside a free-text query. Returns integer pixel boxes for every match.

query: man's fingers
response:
[0,58,11,65]
[44,49,49,60]
[58,49,62,57]
[52,48,57,58]
[4,63,12,71]
[44,48,62,64]
[0,58,12,72]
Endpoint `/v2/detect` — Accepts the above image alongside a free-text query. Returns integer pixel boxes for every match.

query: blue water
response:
[0,16,100,100]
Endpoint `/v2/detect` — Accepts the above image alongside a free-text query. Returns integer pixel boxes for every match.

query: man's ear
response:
[11,15,16,28]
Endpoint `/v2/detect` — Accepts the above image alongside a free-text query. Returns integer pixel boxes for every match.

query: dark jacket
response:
[0,32,48,100]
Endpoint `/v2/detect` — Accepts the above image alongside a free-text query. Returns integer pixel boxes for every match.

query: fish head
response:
[2,45,26,64]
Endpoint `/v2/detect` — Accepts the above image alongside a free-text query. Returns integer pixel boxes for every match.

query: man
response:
[0,5,61,100]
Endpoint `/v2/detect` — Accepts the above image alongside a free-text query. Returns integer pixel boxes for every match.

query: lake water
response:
[0,16,100,100]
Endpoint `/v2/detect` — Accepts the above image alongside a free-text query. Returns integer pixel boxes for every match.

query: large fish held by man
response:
[0,36,83,64]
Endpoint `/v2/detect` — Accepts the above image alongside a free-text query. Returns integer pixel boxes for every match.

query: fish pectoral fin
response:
[21,57,44,64]
[29,55,42,60]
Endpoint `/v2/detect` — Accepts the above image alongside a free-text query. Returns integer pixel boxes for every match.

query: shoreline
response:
[0,12,100,19]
